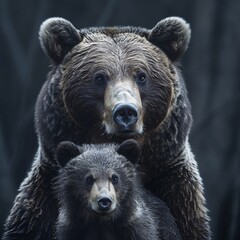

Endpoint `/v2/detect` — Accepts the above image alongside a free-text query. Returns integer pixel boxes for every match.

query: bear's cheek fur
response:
[142,85,172,131]
[60,178,90,213]
[61,75,105,130]
[139,69,174,132]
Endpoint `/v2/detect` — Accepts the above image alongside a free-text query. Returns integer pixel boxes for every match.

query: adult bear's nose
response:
[113,104,138,129]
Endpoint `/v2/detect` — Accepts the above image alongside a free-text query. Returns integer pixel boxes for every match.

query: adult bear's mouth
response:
[117,127,137,135]
[103,120,143,138]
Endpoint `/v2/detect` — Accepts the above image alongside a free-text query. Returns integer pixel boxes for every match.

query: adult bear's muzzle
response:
[103,79,143,135]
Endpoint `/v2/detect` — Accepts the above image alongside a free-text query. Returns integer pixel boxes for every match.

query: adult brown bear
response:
[3,17,210,240]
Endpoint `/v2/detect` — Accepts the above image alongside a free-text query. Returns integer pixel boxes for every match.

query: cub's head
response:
[40,17,190,138]
[55,140,140,220]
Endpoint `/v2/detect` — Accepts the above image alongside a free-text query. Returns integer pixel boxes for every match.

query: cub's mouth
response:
[94,208,115,215]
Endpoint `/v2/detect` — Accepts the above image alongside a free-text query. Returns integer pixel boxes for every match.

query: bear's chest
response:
[74,221,131,240]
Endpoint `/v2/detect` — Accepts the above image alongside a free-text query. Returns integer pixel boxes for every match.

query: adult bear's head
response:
[39,17,190,139]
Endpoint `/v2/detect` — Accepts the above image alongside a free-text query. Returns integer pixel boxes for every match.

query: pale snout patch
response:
[103,80,143,135]
[89,180,117,214]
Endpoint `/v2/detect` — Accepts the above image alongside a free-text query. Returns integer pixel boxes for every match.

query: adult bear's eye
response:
[136,72,147,84]
[111,174,119,184]
[94,73,107,85]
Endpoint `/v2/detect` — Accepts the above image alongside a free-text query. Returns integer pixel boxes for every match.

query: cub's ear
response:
[117,139,140,164]
[148,17,191,61]
[39,17,81,64]
[56,141,82,167]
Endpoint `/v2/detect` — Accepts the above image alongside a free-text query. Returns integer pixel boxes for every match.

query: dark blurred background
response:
[0,0,239,239]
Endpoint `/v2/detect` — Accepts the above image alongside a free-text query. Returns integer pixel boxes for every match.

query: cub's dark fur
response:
[54,140,182,240]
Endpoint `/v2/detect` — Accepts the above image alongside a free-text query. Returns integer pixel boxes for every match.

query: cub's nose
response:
[98,197,112,210]
[113,104,138,129]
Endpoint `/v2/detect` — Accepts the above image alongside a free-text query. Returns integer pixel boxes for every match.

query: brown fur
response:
[61,33,173,134]
[3,17,210,240]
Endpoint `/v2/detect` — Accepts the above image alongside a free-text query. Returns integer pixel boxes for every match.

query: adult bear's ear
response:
[148,17,191,61]
[39,17,81,64]
[117,139,140,164]
[56,141,82,167]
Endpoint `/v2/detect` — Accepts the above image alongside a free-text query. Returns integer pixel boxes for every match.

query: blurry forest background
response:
[0,0,240,239]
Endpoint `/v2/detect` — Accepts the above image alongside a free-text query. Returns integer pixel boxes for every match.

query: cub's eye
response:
[85,175,94,185]
[111,174,119,184]
[136,72,147,84]
[94,73,107,85]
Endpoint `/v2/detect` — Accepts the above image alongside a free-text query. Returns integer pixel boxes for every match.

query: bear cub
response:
[54,140,182,240]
